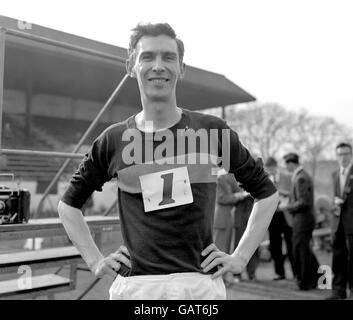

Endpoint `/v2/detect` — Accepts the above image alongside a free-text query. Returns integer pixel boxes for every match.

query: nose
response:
[152,56,165,72]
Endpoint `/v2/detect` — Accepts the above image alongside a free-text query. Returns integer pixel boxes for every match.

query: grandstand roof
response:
[0,15,255,111]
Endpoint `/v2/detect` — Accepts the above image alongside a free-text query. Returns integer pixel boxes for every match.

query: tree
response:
[225,102,353,180]
[289,110,353,178]
[226,102,295,160]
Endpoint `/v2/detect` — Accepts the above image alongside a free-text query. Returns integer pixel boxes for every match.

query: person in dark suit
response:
[213,170,253,285]
[265,157,296,280]
[232,181,260,281]
[280,153,319,290]
[326,142,353,300]
[214,170,240,286]
[214,170,238,254]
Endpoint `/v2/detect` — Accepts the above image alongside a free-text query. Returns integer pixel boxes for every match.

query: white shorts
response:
[109,272,226,300]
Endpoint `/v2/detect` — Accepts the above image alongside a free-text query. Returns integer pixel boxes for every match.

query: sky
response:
[2,0,353,129]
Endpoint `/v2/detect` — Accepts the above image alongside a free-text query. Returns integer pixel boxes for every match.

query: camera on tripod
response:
[0,174,30,225]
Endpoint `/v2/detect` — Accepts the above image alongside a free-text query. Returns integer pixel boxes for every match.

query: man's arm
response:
[201,191,279,277]
[58,201,130,278]
[231,191,279,264]
[202,121,278,276]
[58,201,104,272]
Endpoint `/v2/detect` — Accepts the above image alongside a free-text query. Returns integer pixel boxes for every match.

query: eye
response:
[165,54,177,61]
[140,53,153,61]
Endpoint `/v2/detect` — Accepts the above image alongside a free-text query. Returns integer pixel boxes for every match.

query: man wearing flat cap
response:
[279,153,319,290]
[265,157,295,280]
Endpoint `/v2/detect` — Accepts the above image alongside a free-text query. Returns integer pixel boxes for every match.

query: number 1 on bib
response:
[139,166,194,212]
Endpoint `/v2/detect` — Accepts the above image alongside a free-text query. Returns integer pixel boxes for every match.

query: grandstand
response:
[1,113,80,186]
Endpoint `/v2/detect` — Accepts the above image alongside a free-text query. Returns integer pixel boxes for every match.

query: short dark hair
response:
[283,152,299,164]
[128,22,185,64]
[336,142,352,153]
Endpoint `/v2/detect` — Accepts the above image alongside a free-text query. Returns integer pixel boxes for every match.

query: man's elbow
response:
[257,191,279,204]
[272,191,280,204]
[58,200,80,220]
[261,191,280,212]
[58,200,70,224]
[267,192,280,217]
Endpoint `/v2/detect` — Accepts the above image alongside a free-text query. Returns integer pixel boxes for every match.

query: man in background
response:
[265,157,295,280]
[280,153,319,290]
[326,142,353,300]
[233,181,260,281]
[213,170,238,286]
[214,170,237,255]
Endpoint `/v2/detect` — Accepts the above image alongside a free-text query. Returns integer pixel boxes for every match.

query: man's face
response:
[128,35,185,103]
[285,162,295,173]
[336,146,352,168]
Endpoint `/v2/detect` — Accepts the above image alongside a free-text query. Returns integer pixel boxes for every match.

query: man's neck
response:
[136,102,182,132]
[341,163,352,172]
[292,165,301,175]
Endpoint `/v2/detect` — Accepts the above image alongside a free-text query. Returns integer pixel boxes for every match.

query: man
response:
[326,142,353,300]
[214,172,258,283]
[265,157,295,280]
[232,181,259,281]
[58,22,279,300]
[280,153,319,290]
[214,170,237,255]
[213,170,238,286]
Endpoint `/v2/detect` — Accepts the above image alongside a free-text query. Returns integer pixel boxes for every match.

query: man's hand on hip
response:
[92,245,131,278]
[201,243,247,279]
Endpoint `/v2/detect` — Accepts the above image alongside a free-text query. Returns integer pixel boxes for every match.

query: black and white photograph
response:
[0,0,352,308]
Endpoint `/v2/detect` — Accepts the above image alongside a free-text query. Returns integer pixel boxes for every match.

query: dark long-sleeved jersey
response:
[62,109,277,275]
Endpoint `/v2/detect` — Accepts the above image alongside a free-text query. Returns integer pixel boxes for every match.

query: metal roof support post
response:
[103,197,119,216]
[36,73,130,218]
[0,28,6,151]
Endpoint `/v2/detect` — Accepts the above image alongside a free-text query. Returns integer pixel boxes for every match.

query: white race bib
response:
[139,166,193,212]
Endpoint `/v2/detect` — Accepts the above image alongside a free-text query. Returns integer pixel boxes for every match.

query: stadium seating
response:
[31,115,109,146]
[0,246,82,299]
[0,114,100,181]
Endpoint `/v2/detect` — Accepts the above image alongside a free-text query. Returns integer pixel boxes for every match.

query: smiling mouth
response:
[148,78,169,83]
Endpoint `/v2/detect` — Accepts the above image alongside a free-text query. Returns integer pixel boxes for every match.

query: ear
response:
[126,58,136,78]
[178,62,186,79]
